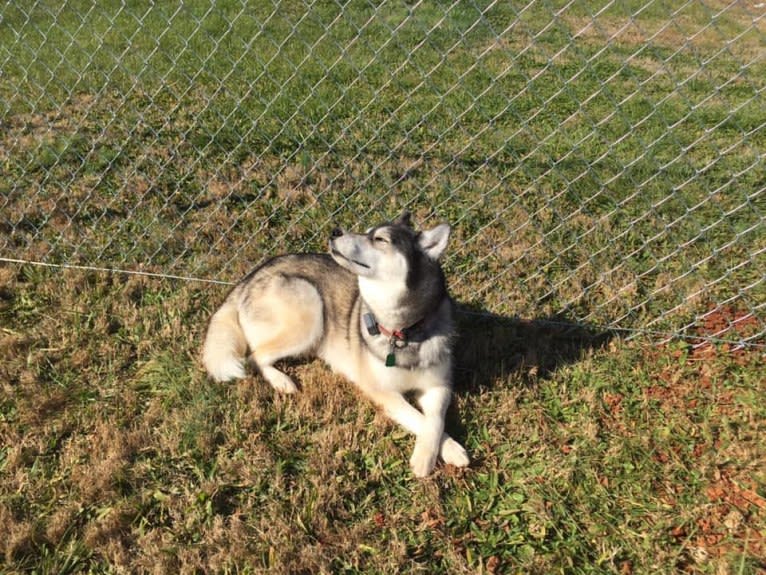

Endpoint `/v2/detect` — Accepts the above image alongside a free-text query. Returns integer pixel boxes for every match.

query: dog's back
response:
[202,254,359,388]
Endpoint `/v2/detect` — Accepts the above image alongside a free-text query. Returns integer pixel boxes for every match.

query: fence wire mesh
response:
[1,1,764,348]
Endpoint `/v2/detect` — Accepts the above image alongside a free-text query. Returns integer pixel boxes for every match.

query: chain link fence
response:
[1,1,764,348]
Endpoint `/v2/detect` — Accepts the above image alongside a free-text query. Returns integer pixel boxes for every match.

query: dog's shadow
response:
[452,305,613,393]
[442,306,612,456]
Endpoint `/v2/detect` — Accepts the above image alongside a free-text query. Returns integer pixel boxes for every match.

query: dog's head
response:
[329,212,451,285]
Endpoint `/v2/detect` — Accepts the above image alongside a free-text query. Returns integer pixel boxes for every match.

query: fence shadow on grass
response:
[452,305,614,393]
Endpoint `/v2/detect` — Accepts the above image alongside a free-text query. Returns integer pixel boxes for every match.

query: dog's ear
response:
[393,211,413,228]
[418,223,450,260]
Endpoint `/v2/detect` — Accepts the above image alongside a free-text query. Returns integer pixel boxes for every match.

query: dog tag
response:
[385,338,396,367]
[363,313,379,336]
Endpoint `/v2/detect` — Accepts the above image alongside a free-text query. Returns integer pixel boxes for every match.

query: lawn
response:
[1,266,763,573]
[1,1,764,573]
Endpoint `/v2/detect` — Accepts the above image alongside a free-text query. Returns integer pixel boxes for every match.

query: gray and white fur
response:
[202,212,469,476]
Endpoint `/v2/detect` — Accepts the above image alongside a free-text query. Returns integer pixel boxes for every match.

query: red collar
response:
[363,311,429,342]
[375,322,407,341]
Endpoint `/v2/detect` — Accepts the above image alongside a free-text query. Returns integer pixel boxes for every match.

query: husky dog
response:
[202,213,469,476]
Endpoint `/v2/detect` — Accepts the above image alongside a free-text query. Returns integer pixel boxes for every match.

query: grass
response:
[1,0,763,336]
[1,1,765,573]
[1,265,764,574]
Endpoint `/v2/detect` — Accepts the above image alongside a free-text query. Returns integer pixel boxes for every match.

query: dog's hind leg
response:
[239,278,324,394]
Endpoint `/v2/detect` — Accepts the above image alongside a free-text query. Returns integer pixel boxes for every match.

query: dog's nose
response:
[330,227,344,239]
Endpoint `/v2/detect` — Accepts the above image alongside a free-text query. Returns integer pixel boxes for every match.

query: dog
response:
[202,212,469,477]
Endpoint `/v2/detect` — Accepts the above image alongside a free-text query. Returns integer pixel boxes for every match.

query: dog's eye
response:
[373,236,388,244]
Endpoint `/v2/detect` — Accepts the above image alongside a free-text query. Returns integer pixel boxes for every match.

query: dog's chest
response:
[367,355,450,394]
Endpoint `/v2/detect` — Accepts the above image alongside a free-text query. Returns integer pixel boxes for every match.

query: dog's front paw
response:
[410,442,439,477]
[440,437,470,468]
[261,366,298,394]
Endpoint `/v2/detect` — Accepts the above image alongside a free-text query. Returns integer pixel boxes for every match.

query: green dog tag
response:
[385,352,396,367]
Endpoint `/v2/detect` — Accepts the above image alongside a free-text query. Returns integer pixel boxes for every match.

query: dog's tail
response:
[202,300,248,382]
